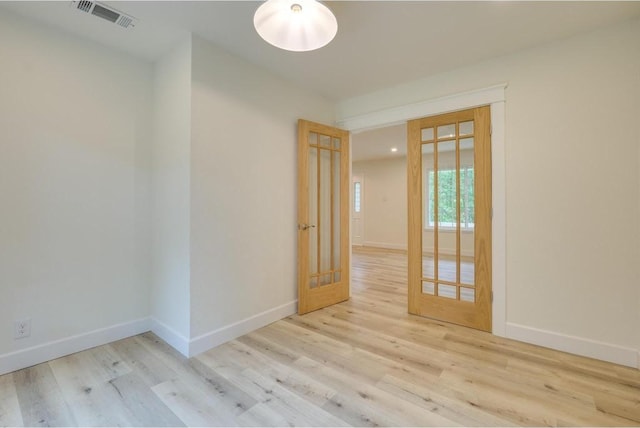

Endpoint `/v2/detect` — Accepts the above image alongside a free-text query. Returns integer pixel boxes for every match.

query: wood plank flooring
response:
[1,246,639,426]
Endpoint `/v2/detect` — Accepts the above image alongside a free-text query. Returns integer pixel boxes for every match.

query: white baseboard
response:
[150,317,190,357]
[0,318,151,376]
[2,312,635,376]
[422,247,474,257]
[506,322,639,368]
[363,241,407,251]
[362,241,474,257]
[188,300,297,357]
[0,301,299,375]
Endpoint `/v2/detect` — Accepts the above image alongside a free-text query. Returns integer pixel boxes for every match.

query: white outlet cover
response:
[13,318,31,339]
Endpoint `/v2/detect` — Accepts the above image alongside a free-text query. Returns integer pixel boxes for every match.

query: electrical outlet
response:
[14,318,31,339]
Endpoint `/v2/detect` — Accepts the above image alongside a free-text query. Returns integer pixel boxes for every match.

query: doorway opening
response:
[343,83,507,335]
[350,122,411,316]
[352,106,492,332]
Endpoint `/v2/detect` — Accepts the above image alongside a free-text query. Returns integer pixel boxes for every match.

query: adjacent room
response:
[0,1,639,426]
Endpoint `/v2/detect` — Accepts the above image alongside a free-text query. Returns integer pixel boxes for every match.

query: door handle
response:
[298,223,316,231]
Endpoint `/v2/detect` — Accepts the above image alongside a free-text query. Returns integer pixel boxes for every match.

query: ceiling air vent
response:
[70,1,138,29]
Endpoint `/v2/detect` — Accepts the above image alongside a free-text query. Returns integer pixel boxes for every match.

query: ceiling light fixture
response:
[391,147,398,152]
[254,0,338,52]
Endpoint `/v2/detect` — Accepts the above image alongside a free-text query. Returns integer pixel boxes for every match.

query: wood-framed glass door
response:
[407,106,492,331]
[297,119,350,314]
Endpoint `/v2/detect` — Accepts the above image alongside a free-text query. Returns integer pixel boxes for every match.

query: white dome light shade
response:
[254,0,338,52]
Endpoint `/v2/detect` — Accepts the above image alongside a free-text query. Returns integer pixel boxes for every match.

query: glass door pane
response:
[309,133,343,289]
[422,142,435,295]
[332,150,341,282]
[319,147,332,285]
[436,140,457,286]
[419,118,477,302]
[460,137,475,289]
[308,135,318,288]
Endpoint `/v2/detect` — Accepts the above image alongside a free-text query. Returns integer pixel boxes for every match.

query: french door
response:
[297,119,350,314]
[407,107,492,331]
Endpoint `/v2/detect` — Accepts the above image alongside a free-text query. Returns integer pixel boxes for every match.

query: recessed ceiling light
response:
[390,147,398,152]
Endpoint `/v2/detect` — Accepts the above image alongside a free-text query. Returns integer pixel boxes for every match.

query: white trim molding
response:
[423,247,474,258]
[337,83,508,134]
[338,83,508,337]
[188,300,297,357]
[490,100,506,337]
[0,300,300,375]
[0,318,151,376]
[361,241,474,258]
[506,323,639,369]
[362,241,407,251]
[150,317,190,357]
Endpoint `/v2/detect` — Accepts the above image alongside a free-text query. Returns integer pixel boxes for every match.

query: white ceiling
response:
[2,1,640,103]
[3,1,639,162]
[352,124,407,162]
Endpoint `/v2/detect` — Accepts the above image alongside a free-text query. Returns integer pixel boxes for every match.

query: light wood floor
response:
[1,246,639,427]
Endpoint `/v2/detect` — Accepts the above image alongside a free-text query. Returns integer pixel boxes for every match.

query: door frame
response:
[338,83,507,337]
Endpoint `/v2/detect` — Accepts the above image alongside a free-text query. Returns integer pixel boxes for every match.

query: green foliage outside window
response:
[427,167,474,228]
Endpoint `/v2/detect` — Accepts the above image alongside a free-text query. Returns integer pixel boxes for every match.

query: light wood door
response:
[297,119,350,314]
[352,175,363,246]
[407,107,492,331]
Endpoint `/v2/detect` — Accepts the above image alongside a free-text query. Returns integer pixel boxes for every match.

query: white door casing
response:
[337,83,507,337]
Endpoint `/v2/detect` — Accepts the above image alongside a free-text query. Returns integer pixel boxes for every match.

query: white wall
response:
[341,19,640,360]
[0,12,152,357]
[353,151,474,256]
[151,38,192,343]
[352,158,407,250]
[189,36,334,341]
[2,7,637,370]
[0,17,335,365]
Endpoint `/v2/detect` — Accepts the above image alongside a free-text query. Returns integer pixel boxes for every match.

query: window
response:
[354,182,361,213]
[426,167,474,229]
